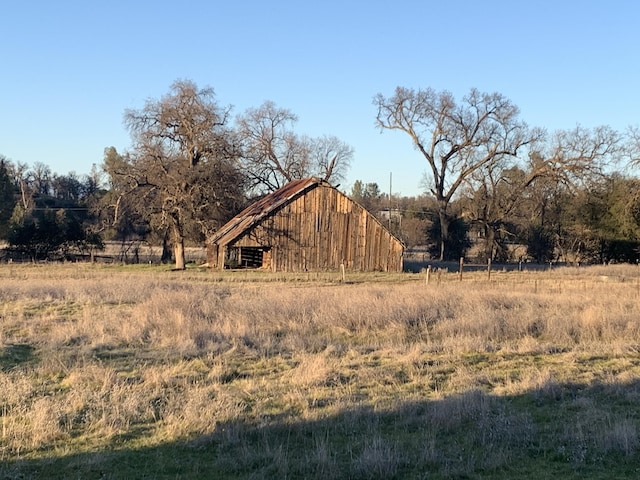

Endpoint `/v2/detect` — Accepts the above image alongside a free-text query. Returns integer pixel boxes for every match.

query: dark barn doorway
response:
[225,246,271,269]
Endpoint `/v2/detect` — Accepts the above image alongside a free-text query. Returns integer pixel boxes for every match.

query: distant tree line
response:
[351,171,640,265]
[0,158,104,262]
[2,80,640,267]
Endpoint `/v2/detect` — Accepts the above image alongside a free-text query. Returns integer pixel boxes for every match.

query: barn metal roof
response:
[209,177,325,246]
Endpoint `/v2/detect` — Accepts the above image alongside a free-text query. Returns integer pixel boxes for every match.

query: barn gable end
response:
[206,178,403,272]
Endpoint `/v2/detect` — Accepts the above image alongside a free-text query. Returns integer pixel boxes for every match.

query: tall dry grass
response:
[2,263,640,477]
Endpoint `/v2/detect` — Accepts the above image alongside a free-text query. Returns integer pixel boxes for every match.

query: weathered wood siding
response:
[222,183,403,272]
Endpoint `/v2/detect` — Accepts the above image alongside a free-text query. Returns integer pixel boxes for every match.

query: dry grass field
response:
[1,263,640,478]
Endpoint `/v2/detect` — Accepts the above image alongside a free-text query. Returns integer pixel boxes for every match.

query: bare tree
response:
[541,125,621,186]
[624,125,640,167]
[237,101,308,193]
[463,125,622,261]
[307,134,353,184]
[31,162,52,197]
[374,86,541,260]
[10,161,34,211]
[111,80,246,269]
[237,101,352,194]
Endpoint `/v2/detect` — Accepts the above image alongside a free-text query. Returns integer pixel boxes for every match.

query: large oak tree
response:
[109,80,245,269]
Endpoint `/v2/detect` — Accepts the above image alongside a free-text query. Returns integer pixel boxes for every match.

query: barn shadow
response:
[2,377,640,479]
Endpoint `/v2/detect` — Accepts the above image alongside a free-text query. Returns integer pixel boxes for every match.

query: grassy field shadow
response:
[2,378,640,479]
[0,344,37,372]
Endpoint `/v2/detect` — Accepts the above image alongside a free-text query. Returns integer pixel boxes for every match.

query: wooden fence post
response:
[458,257,464,282]
[426,265,431,285]
[487,258,492,282]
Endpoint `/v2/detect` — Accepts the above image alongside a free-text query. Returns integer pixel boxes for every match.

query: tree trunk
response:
[161,232,172,263]
[484,225,495,262]
[438,208,449,261]
[174,237,186,270]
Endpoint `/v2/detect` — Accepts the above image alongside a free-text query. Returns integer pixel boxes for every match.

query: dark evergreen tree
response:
[426,213,470,261]
[0,157,16,240]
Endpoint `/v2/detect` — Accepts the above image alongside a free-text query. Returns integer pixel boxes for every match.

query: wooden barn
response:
[206,178,404,272]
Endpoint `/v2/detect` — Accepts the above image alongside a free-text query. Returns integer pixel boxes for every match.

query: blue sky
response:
[2,0,639,196]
